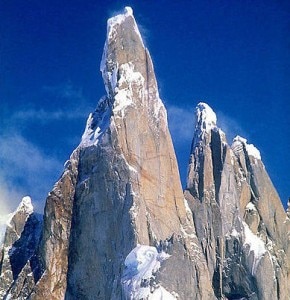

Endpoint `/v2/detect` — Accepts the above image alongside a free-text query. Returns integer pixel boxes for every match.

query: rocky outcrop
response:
[0,197,42,299]
[30,149,80,300]
[185,103,290,299]
[232,136,290,299]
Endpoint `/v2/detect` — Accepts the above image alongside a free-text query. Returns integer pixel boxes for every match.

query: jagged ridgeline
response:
[0,7,289,300]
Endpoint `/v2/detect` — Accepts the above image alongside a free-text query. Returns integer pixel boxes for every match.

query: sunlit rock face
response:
[32,7,213,300]
[185,103,290,299]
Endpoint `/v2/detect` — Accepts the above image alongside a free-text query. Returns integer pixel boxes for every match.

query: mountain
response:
[185,103,290,299]
[0,197,42,299]
[0,6,289,300]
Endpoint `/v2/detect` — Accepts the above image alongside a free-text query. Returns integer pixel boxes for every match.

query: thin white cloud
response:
[0,134,63,213]
[0,175,24,216]
[11,107,88,123]
[167,105,195,145]
[216,111,248,144]
[9,83,92,124]
[42,82,84,99]
[0,82,90,214]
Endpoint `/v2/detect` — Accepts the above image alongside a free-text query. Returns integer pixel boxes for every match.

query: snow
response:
[230,228,239,238]
[82,61,147,147]
[246,143,261,160]
[245,202,257,211]
[80,98,111,147]
[150,286,177,299]
[0,214,10,245]
[243,222,267,275]
[107,6,134,30]
[0,197,34,246]
[112,63,145,117]
[122,244,176,299]
[100,6,143,76]
[17,196,34,215]
[192,102,219,146]
[195,102,217,133]
[232,136,261,160]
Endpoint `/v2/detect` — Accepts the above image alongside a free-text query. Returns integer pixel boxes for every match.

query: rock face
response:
[185,103,290,299]
[1,6,289,300]
[0,197,42,299]
[34,6,214,300]
[64,7,213,299]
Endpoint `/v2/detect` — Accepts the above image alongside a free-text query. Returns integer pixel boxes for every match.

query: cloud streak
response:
[11,107,89,123]
[167,105,195,146]
[216,110,248,144]
[0,133,63,213]
[0,82,90,214]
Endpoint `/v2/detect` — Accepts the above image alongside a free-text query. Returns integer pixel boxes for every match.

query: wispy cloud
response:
[42,82,84,99]
[217,110,248,144]
[9,83,92,124]
[167,105,195,145]
[0,82,92,215]
[0,176,24,216]
[0,133,63,213]
[11,107,88,123]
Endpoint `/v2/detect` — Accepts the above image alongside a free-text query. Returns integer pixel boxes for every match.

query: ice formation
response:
[122,245,176,299]
[16,196,34,214]
[243,222,267,275]
[195,102,217,133]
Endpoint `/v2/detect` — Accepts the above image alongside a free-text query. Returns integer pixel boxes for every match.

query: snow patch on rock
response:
[0,196,33,246]
[245,202,257,212]
[113,63,145,117]
[100,6,143,78]
[192,102,219,146]
[243,222,267,275]
[80,97,112,147]
[232,136,261,160]
[195,102,217,133]
[16,196,34,215]
[122,244,176,299]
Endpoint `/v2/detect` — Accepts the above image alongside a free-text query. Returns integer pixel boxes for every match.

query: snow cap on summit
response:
[232,136,261,160]
[124,6,133,15]
[100,6,144,95]
[195,102,217,133]
[16,196,34,215]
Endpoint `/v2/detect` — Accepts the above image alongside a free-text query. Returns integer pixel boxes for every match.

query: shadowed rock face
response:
[0,197,42,299]
[1,7,289,300]
[185,103,290,299]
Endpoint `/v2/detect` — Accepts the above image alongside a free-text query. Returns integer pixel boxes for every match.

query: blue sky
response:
[1,0,289,212]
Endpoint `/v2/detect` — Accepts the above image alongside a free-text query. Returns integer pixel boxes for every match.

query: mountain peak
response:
[100,6,144,97]
[16,196,34,215]
[191,102,219,148]
[195,102,217,133]
[124,6,133,16]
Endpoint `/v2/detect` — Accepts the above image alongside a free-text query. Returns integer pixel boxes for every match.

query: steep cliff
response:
[0,197,42,299]
[185,102,290,299]
[33,7,214,300]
